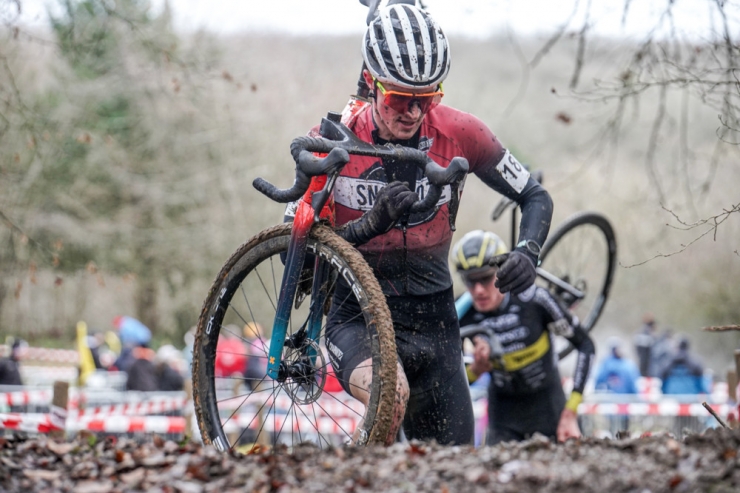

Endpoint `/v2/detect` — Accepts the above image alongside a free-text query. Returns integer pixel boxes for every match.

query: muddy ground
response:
[1,428,740,492]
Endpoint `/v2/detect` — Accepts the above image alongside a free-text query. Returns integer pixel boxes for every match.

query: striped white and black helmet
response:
[362,4,451,90]
[452,230,508,275]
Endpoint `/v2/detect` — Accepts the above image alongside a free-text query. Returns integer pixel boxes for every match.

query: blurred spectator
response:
[215,325,247,378]
[660,337,708,394]
[112,316,152,373]
[633,312,656,377]
[125,343,158,392]
[114,316,152,347]
[87,331,106,370]
[649,328,675,378]
[104,330,122,357]
[113,347,135,373]
[156,344,185,391]
[594,337,640,394]
[243,321,268,390]
[0,338,25,386]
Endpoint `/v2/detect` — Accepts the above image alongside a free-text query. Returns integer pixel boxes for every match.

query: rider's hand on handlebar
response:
[495,250,536,295]
[336,181,419,246]
[368,181,419,233]
[471,336,494,376]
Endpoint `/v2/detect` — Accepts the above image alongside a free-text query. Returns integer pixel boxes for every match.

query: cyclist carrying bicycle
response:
[454,230,595,444]
[287,3,553,445]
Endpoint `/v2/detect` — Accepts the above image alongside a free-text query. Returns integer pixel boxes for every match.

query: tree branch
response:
[621,202,740,267]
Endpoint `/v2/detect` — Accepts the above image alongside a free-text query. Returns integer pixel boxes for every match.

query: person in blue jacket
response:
[594,337,640,394]
[660,337,708,395]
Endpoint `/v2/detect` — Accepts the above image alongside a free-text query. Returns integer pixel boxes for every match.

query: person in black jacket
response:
[454,231,595,444]
[156,344,185,392]
[0,338,24,386]
[125,344,158,392]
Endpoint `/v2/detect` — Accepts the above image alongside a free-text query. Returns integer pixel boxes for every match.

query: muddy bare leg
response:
[348,358,409,445]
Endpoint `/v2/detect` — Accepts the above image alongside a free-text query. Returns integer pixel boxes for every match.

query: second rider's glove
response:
[495,249,537,295]
[336,181,418,246]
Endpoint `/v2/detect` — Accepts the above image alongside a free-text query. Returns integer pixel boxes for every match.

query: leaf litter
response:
[1,428,739,492]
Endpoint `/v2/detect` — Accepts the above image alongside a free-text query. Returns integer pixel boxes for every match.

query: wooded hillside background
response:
[1,0,738,373]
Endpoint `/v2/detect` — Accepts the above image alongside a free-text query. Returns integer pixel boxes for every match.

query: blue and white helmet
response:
[362,4,451,90]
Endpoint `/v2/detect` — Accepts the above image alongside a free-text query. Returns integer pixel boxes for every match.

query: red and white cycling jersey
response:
[294,100,546,297]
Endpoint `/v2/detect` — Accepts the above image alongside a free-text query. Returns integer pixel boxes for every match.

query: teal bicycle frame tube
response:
[266,206,314,379]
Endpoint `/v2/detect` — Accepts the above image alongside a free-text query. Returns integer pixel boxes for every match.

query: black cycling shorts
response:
[325,284,474,445]
[486,384,566,444]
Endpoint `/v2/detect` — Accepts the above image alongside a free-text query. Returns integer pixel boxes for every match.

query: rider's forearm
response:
[475,169,553,261]
[570,330,595,396]
[335,216,386,246]
[515,181,553,260]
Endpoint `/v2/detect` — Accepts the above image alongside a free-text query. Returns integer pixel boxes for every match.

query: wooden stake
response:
[50,381,69,439]
[184,378,193,442]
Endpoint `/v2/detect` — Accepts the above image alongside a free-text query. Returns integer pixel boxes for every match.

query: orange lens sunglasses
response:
[374,77,444,114]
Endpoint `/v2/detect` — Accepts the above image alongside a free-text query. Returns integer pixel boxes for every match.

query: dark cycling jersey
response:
[296,103,553,297]
[459,284,595,442]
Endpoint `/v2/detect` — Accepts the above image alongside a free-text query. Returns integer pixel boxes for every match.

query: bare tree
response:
[501,0,738,249]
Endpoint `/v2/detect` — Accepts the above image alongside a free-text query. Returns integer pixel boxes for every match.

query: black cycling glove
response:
[336,181,418,246]
[495,249,537,295]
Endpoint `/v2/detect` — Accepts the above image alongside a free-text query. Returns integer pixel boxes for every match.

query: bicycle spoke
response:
[310,398,355,443]
[288,399,335,448]
[321,388,365,420]
[254,268,278,312]
[227,384,280,449]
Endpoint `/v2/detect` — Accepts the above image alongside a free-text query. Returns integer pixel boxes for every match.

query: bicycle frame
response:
[257,113,470,381]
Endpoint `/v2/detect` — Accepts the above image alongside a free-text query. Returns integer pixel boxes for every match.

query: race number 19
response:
[495,149,530,193]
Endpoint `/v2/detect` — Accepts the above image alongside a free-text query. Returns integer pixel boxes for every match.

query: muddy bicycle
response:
[458,172,618,361]
[191,111,469,452]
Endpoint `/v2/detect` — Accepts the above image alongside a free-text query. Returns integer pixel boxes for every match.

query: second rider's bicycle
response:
[458,171,618,361]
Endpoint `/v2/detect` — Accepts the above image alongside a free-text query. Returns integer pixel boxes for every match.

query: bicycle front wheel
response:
[538,212,617,360]
[192,223,397,452]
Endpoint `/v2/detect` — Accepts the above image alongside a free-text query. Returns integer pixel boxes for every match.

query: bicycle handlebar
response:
[253,112,469,229]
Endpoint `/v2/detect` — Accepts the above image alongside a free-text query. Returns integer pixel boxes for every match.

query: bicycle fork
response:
[266,178,333,381]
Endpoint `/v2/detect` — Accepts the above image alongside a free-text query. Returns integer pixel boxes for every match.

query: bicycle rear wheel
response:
[192,223,397,452]
[537,212,617,360]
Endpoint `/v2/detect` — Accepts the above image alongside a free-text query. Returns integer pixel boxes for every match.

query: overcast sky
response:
[17,0,740,40]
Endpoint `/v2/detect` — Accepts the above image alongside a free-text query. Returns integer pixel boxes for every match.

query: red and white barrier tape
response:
[70,416,186,434]
[0,413,185,434]
[578,402,731,417]
[0,413,60,433]
[0,345,81,364]
[0,389,53,407]
[71,397,189,417]
[0,390,188,414]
